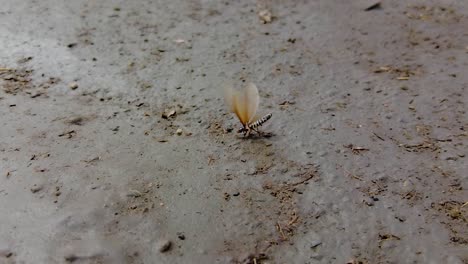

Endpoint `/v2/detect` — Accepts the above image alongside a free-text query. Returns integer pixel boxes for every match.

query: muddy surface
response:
[1,0,467,263]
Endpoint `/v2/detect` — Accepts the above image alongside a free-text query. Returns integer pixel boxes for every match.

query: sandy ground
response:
[1,0,467,263]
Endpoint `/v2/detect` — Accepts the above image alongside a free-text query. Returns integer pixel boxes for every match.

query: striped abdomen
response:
[248,113,272,129]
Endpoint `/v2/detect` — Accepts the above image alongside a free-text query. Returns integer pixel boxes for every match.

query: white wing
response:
[243,83,260,124]
[224,84,249,125]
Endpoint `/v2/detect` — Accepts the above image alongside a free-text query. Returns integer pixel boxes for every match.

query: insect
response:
[224,82,272,137]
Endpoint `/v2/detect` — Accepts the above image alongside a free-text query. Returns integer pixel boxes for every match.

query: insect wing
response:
[224,85,249,125]
[243,83,260,124]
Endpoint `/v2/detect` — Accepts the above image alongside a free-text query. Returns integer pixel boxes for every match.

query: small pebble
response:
[126,190,142,197]
[177,232,185,240]
[258,9,272,23]
[64,254,78,262]
[69,82,79,90]
[0,248,13,258]
[310,240,322,249]
[157,240,172,253]
[162,108,176,119]
[30,184,43,193]
[176,128,183,135]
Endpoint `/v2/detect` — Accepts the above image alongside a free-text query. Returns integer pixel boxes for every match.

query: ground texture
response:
[0,0,467,263]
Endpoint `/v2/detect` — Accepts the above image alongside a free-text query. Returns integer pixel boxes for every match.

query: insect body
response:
[224,83,272,137]
[238,113,272,135]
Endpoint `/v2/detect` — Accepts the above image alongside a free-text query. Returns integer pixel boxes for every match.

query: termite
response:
[224,82,272,137]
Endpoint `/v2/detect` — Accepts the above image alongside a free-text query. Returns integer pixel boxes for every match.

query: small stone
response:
[395,215,406,222]
[177,232,185,240]
[69,82,79,90]
[64,254,79,262]
[157,240,172,253]
[126,190,142,197]
[364,2,381,11]
[176,128,183,135]
[89,184,100,190]
[310,240,322,248]
[67,117,84,126]
[0,248,13,258]
[364,197,374,206]
[258,9,272,23]
[30,184,43,193]
[162,108,176,119]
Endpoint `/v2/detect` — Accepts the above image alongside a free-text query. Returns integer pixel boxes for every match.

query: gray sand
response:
[1,0,467,263]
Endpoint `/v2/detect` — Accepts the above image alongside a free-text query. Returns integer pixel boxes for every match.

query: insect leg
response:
[244,127,251,137]
[251,127,263,135]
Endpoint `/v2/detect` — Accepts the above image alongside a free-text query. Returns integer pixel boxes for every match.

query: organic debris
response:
[0,68,33,94]
[373,65,422,80]
[344,144,370,154]
[404,5,462,23]
[399,140,439,152]
[262,165,318,242]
